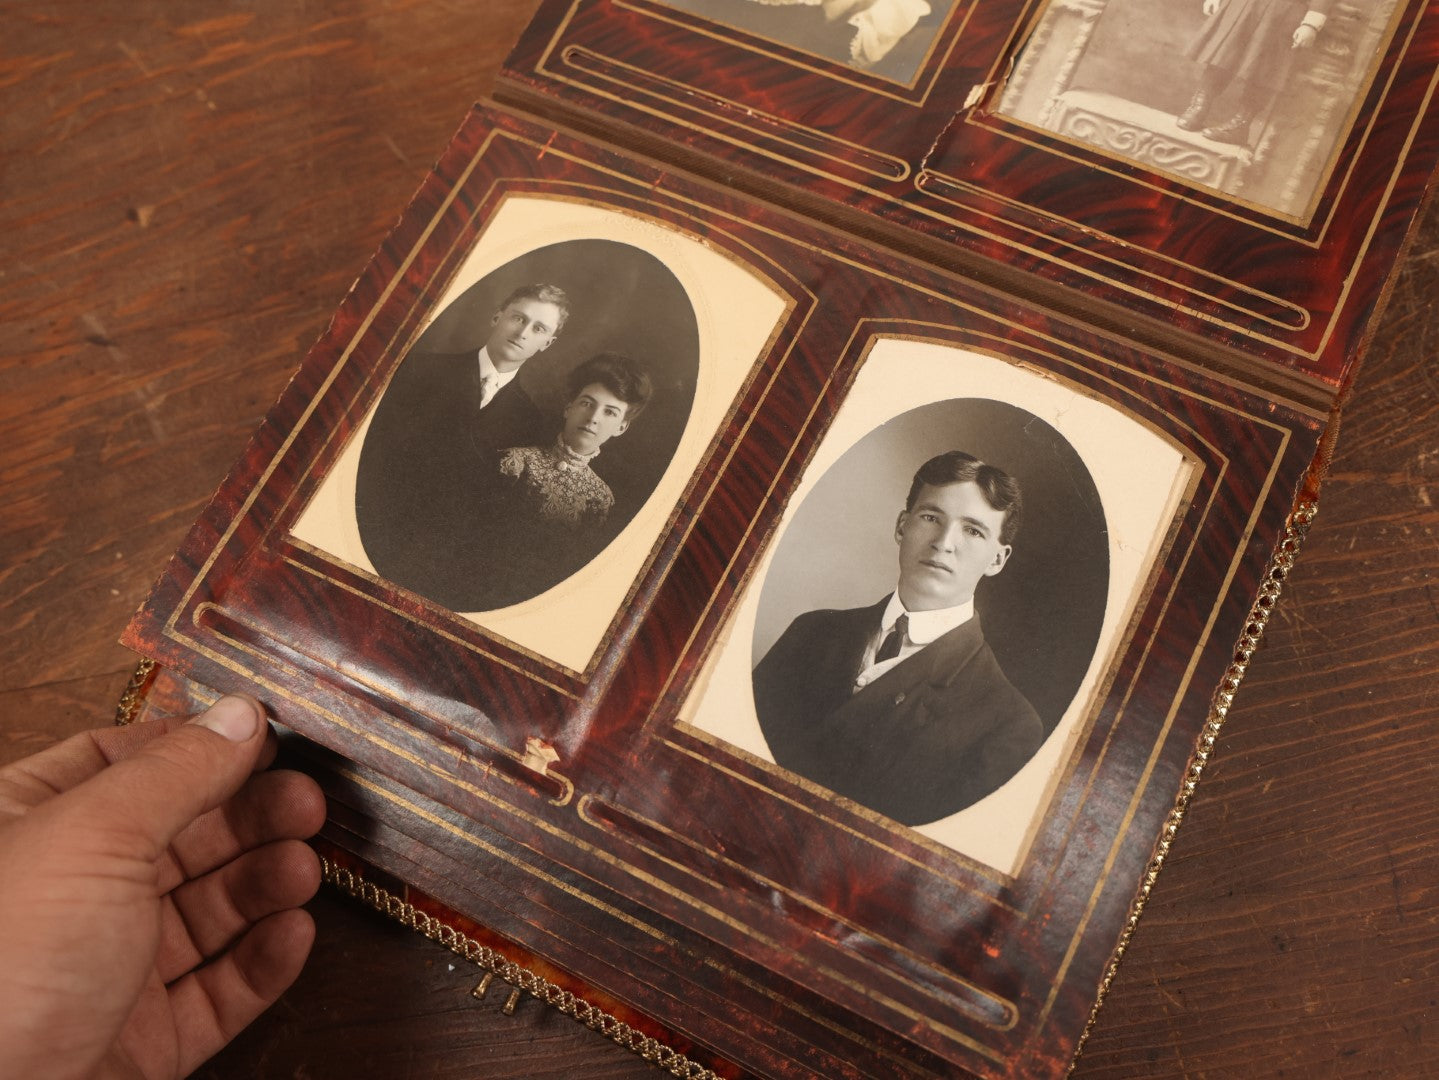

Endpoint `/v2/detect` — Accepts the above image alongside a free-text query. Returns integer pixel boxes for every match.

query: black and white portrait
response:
[292,197,788,674]
[659,0,953,83]
[682,338,1193,871]
[354,240,699,614]
[996,0,1401,216]
[749,399,1108,828]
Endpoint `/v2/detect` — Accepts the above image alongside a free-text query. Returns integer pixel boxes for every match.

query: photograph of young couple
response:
[659,0,954,83]
[355,240,700,613]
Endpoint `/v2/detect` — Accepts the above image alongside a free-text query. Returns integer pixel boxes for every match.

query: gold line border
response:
[146,116,1322,1066]
[576,795,1022,1030]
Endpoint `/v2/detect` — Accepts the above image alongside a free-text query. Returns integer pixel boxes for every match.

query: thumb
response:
[55,696,270,857]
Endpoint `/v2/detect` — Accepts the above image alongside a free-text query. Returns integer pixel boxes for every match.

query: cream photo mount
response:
[292,194,790,675]
[680,336,1198,875]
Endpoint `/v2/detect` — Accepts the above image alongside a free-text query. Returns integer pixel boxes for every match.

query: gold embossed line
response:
[914,171,1311,333]
[561,46,911,182]
[576,795,1021,1032]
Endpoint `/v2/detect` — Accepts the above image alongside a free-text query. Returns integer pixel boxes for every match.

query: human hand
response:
[1293,22,1318,47]
[0,696,327,1080]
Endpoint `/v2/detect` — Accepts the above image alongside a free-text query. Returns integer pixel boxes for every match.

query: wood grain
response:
[3,3,651,1076]
[2,3,1437,1077]
[1075,208,1439,1078]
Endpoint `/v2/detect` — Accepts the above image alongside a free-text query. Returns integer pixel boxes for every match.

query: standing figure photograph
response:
[1175,0,1335,144]
[993,0,1399,215]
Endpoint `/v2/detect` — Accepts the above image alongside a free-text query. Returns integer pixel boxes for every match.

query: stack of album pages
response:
[123,0,1439,1075]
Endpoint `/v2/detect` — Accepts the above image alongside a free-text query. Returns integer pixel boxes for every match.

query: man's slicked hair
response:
[566,352,654,420]
[905,450,1023,545]
[498,283,570,333]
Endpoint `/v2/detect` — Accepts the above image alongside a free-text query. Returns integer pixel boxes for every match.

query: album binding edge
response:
[112,658,740,1080]
[1067,498,1317,1073]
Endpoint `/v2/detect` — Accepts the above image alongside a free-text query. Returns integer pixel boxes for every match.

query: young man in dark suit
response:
[354,283,570,611]
[752,450,1043,826]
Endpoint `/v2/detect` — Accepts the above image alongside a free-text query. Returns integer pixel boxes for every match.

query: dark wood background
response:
[4,4,1436,1077]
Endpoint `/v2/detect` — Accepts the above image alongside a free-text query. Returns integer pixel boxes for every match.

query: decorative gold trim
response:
[560,46,913,180]
[277,546,584,693]
[1067,498,1318,1073]
[114,658,157,726]
[319,857,722,1080]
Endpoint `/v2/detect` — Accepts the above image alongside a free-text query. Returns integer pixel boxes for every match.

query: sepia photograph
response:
[292,196,789,673]
[995,0,1402,217]
[682,338,1195,873]
[353,240,699,614]
[657,0,955,83]
[749,399,1109,828]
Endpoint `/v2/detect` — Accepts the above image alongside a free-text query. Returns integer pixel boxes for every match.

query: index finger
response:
[0,717,175,816]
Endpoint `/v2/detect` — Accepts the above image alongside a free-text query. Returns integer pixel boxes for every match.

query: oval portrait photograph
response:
[355,239,700,613]
[749,397,1109,828]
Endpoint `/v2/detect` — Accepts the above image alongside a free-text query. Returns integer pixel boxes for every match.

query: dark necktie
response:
[876,613,909,663]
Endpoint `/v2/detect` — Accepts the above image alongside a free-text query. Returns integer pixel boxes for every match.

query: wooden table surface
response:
[4,4,1438,1077]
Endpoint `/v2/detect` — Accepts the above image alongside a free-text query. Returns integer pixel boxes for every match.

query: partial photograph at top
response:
[657,0,956,83]
[996,0,1403,218]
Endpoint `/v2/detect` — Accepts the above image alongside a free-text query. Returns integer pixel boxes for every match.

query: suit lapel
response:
[906,613,987,690]
[820,599,889,706]
[841,610,987,718]
[807,614,989,809]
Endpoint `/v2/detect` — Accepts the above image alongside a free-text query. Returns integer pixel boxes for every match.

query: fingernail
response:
[193,696,260,742]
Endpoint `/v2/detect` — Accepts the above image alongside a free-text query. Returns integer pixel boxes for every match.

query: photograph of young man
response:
[751,450,1043,826]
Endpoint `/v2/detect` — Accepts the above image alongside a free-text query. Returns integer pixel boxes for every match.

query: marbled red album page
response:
[125,107,1322,1079]
[499,0,1439,387]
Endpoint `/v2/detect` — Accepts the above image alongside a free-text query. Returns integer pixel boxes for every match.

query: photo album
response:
[121,0,1439,1076]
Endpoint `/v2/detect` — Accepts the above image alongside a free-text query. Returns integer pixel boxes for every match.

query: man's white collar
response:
[881,593,974,644]
[476,346,519,392]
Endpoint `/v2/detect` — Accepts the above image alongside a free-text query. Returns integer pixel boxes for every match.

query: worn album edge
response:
[319,856,725,1079]
[1066,497,1318,1073]
[113,497,1321,1079]
[112,660,732,1080]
